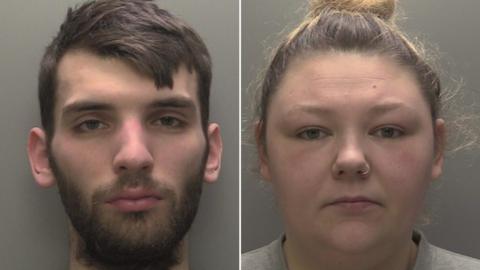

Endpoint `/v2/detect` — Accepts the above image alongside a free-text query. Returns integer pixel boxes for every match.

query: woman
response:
[242,0,480,269]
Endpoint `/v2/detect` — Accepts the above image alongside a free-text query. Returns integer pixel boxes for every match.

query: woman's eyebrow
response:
[282,101,417,118]
[367,102,416,115]
[285,104,335,116]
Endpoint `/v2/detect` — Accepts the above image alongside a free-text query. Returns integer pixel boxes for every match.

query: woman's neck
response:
[283,233,418,270]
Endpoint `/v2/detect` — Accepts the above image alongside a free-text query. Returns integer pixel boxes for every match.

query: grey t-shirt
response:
[242,231,480,270]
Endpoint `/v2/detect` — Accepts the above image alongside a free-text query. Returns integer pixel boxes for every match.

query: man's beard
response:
[49,153,206,270]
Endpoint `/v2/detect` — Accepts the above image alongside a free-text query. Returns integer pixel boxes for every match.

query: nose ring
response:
[358,164,370,176]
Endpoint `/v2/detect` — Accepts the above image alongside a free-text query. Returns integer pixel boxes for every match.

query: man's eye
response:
[372,127,404,138]
[297,128,329,140]
[76,119,108,132]
[154,116,182,127]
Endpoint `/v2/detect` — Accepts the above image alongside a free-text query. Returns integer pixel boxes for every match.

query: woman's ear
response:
[431,118,445,180]
[27,127,56,187]
[255,121,271,181]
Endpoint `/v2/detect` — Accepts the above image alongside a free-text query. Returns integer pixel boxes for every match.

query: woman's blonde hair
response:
[256,0,441,144]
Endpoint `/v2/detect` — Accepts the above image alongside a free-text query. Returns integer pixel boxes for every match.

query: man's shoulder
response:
[242,237,287,270]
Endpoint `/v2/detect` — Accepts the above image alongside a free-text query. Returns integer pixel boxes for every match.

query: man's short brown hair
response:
[39,0,212,139]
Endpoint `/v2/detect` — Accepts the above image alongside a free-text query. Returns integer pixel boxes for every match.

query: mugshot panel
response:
[0,0,238,269]
[241,0,480,259]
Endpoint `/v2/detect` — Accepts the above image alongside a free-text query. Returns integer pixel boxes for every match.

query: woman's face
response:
[260,52,444,252]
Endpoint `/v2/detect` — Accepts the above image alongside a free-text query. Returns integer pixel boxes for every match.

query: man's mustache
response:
[92,172,176,204]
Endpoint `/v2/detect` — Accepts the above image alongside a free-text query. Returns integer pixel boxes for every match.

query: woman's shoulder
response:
[242,236,287,270]
[423,244,480,269]
[414,231,480,270]
[242,232,480,270]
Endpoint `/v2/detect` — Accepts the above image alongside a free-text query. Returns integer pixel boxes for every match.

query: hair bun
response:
[309,0,396,20]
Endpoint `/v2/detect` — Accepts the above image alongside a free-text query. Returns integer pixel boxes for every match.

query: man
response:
[26,0,222,269]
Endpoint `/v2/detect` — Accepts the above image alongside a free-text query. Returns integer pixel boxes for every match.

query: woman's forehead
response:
[275,53,413,103]
[283,52,406,83]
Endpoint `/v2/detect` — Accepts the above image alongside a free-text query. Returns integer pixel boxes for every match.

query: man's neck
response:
[68,227,190,270]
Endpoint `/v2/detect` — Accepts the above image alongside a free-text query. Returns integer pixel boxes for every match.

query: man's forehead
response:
[55,50,200,111]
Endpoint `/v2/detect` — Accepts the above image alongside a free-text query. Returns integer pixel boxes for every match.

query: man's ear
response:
[27,127,56,187]
[431,118,446,180]
[255,121,271,181]
[203,123,223,183]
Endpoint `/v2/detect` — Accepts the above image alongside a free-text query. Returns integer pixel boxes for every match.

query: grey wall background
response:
[0,0,238,269]
[242,0,480,257]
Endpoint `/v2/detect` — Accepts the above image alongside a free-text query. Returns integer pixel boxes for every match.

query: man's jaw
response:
[68,224,190,270]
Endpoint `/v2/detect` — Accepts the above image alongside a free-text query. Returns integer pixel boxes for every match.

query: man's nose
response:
[331,136,370,180]
[113,119,153,174]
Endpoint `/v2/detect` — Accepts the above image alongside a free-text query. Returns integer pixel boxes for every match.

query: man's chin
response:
[93,207,173,245]
[76,212,182,269]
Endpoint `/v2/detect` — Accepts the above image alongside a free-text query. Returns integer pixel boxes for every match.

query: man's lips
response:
[106,189,163,212]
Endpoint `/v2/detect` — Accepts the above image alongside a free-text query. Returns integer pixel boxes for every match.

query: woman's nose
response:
[331,138,370,180]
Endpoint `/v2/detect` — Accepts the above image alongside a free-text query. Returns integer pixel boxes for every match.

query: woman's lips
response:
[106,189,162,212]
[325,196,381,212]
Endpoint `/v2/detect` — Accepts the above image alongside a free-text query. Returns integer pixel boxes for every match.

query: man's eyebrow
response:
[62,101,114,116]
[61,97,196,117]
[146,97,196,110]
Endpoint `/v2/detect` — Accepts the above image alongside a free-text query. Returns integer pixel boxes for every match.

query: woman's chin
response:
[318,221,387,254]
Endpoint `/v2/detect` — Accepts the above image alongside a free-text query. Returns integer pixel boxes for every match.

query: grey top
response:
[242,231,480,270]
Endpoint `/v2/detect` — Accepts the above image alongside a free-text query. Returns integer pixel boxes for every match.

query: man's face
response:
[48,49,208,265]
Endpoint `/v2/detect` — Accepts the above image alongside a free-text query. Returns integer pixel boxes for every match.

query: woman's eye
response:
[373,127,404,138]
[77,119,108,132]
[297,128,329,140]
